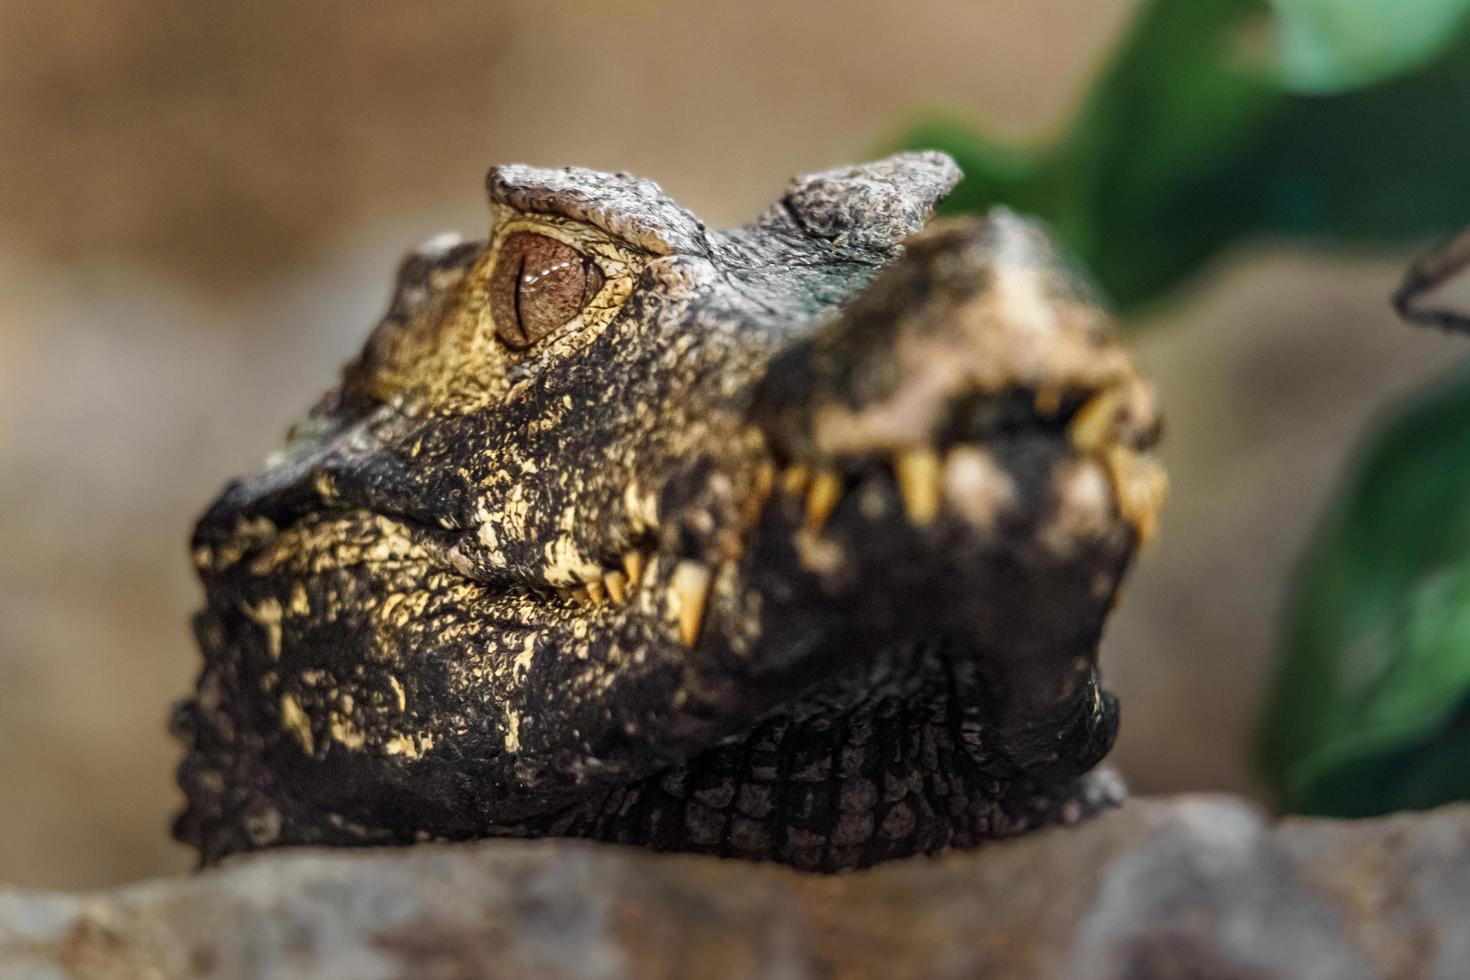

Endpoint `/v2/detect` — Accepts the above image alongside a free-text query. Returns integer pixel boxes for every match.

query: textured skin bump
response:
[172,153,1162,871]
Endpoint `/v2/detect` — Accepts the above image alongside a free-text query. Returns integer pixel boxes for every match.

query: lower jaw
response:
[176,636,1123,872]
[176,428,1144,867]
[521,642,1122,872]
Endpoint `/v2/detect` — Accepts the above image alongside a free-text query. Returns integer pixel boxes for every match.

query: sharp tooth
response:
[804,469,843,532]
[585,579,606,605]
[894,449,941,525]
[670,560,712,648]
[1069,388,1123,452]
[603,570,628,605]
[569,585,591,606]
[780,464,811,496]
[754,460,776,500]
[622,550,646,588]
[743,460,777,525]
[1104,446,1168,548]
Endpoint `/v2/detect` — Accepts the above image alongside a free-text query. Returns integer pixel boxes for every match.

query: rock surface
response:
[2,795,1467,980]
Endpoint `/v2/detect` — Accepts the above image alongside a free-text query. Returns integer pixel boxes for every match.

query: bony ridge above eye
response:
[489,231,606,349]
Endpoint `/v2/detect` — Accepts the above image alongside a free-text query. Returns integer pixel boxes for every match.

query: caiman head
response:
[174,152,1165,871]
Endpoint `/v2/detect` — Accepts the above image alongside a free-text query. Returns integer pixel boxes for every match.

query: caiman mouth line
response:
[515,374,1163,652]
[197,370,1162,655]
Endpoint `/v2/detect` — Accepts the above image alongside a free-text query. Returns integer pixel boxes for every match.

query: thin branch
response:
[1393,228,1470,335]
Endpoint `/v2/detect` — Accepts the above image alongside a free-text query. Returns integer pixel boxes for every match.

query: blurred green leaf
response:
[895,0,1470,312]
[1257,366,1470,815]
[1272,0,1470,92]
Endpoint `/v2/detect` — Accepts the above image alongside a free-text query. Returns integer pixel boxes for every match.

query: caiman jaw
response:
[663,212,1166,731]
[755,378,1163,545]
[536,214,1165,672]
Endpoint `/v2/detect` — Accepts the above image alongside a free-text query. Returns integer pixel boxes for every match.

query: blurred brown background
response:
[0,0,1461,890]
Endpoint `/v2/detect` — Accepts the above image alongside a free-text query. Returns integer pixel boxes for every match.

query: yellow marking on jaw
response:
[503,484,531,536]
[365,525,419,563]
[329,714,367,751]
[476,519,500,551]
[280,693,314,753]
[544,534,601,587]
[384,733,434,758]
[623,479,659,534]
[513,635,537,680]
[377,591,432,630]
[241,598,284,659]
[378,593,405,624]
[386,675,407,712]
[210,516,277,571]
[313,471,340,503]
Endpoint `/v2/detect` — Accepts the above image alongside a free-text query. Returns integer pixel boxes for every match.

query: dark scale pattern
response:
[548,647,1121,871]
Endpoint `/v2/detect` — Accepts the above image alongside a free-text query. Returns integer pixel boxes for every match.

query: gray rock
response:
[2,795,1467,979]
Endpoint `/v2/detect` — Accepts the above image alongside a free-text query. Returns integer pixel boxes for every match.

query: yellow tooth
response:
[603,570,628,605]
[780,464,811,496]
[585,579,606,605]
[670,560,712,647]
[754,460,776,501]
[622,550,646,588]
[743,460,777,525]
[894,449,941,525]
[804,469,843,532]
[1104,446,1168,548]
[569,585,591,607]
[1069,388,1124,453]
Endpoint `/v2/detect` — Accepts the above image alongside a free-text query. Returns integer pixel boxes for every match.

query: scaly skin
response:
[172,152,1165,871]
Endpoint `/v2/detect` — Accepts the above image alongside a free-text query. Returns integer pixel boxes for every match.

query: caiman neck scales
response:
[173,152,1165,871]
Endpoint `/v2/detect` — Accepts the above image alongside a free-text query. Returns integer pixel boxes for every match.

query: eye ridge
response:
[490,231,605,350]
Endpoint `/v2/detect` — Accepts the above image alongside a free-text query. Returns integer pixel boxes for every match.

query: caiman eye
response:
[489,231,606,349]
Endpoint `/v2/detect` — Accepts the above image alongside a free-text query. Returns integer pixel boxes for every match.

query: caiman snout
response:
[746,211,1165,735]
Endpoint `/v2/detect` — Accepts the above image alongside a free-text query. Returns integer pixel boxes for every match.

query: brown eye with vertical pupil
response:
[488,231,606,349]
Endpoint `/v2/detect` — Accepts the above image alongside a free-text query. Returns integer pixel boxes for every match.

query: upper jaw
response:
[529,213,1165,736]
[684,212,1163,720]
[749,212,1163,544]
